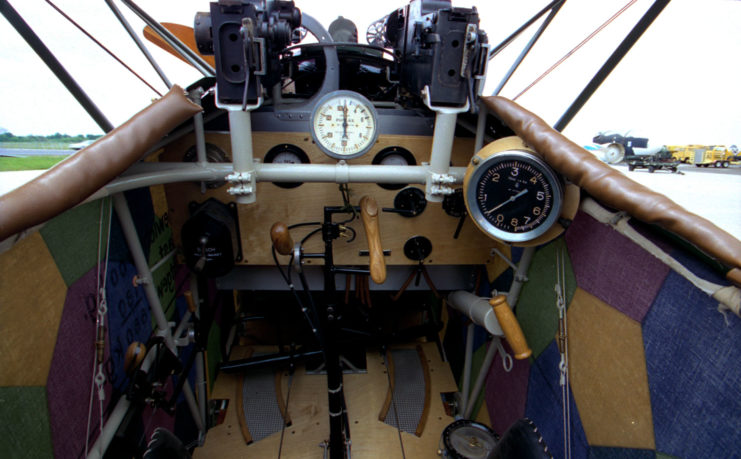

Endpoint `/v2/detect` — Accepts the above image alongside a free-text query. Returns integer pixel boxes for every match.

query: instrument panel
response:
[159,131,510,267]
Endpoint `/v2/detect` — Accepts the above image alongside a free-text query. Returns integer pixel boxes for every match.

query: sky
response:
[0,0,739,147]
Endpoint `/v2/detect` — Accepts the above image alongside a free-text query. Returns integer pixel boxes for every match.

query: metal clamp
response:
[226,171,255,197]
[421,85,470,114]
[427,172,457,198]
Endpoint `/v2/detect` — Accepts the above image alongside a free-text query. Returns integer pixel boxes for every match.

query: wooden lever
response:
[490,295,532,360]
[124,341,147,376]
[270,222,293,255]
[183,290,197,313]
[360,196,386,284]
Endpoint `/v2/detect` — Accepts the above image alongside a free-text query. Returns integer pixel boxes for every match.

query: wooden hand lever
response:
[360,196,386,284]
[490,295,532,360]
[183,290,197,313]
[270,222,293,255]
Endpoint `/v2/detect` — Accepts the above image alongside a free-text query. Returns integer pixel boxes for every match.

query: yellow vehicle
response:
[667,144,736,167]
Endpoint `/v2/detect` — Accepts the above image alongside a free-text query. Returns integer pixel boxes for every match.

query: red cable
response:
[513,0,638,101]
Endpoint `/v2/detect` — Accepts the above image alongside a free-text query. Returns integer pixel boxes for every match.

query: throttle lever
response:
[360,196,386,284]
[489,295,532,360]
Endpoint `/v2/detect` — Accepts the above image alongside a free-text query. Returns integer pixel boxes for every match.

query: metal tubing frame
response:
[85,162,468,200]
[426,112,461,202]
[463,337,499,419]
[104,0,172,89]
[491,1,565,97]
[226,110,257,204]
[119,0,215,77]
[461,246,536,419]
[487,0,566,61]
[84,194,205,458]
[460,323,475,414]
[0,0,114,133]
[554,0,671,132]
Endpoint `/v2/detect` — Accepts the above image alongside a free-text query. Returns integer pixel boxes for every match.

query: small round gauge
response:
[264,144,310,189]
[441,419,498,458]
[310,90,379,160]
[372,146,416,190]
[464,140,563,244]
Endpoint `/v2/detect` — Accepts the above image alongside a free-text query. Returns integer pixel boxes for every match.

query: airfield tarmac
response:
[0,163,738,237]
[609,163,740,238]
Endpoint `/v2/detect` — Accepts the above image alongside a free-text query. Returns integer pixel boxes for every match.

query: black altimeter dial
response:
[465,150,563,243]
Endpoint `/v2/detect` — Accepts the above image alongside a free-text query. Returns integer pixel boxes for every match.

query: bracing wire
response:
[513,0,638,101]
[85,197,113,457]
[44,0,163,97]
[382,351,407,459]
[277,370,295,459]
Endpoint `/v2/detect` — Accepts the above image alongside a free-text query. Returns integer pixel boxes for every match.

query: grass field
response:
[0,155,67,171]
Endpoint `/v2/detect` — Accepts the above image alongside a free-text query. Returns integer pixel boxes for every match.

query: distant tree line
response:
[0,132,102,142]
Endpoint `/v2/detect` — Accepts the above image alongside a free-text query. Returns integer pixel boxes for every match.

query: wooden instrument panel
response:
[159,131,507,266]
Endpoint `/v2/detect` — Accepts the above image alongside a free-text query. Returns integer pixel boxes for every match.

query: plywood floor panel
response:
[196,342,457,458]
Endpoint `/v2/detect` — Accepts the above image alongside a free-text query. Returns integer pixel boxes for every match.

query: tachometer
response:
[310,90,379,160]
[464,137,564,244]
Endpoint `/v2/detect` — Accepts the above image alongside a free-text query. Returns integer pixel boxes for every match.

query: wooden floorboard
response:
[195,342,458,458]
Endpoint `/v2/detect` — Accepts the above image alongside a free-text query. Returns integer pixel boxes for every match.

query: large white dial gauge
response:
[310,90,379,160]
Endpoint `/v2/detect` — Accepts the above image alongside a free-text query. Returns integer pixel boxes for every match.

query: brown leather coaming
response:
[482,96,741,286]
[0,85,202,242]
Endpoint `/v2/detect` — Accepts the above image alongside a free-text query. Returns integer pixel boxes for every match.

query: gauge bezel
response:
[310,90,379,160]
[464,145,564,244]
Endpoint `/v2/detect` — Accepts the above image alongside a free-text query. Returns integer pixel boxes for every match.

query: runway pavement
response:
[0,148,73,157]
[611,163,740,238]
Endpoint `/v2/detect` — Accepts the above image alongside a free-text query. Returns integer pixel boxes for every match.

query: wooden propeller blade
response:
[143,23,215,67]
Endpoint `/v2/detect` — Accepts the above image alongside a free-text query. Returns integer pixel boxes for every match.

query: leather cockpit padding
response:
[482,96,741,286]
[0,85,202,242]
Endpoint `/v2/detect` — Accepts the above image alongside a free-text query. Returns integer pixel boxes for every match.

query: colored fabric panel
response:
[0,386,53,457]
[588,446,656,458]
[148,213,174,266]
[565,211,670,323]
[465,340,490,419]
[668,242,729,286]
[207,320,223,391]
[149,184,171,221]
[526,340,589,459]
[47,267,113,459]
[0,231,67,386]
[516,238,576,359]
[47,261,150,457]
[107,188,156,263]
[105,261,153,391]
[485,338,530,435]
[40,199,110,286]
[642,269,741,458]
[567,288,655,449]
